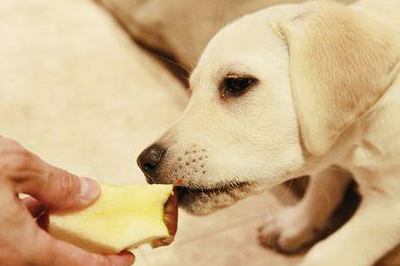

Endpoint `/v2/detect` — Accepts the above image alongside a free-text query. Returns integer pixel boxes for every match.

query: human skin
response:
[0,136,135,266]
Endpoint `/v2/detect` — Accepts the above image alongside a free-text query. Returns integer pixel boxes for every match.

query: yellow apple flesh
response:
[48,184,177,254]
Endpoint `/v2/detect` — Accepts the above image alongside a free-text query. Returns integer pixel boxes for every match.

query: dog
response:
[138,0,400,265]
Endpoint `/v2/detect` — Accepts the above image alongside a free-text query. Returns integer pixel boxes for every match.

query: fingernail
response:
[129,254,135,264]
[79,178,100,202]
[120,251,135,264]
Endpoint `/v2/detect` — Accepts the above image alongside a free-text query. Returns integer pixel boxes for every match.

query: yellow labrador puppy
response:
[138,0,400,265]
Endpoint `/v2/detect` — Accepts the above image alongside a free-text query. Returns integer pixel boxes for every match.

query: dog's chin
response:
[177,181,260,216]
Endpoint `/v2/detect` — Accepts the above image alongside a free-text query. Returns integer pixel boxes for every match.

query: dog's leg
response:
[300,193,400,266]
[258,166,351,253]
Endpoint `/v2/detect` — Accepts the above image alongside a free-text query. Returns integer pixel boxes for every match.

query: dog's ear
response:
[277,1,400,155]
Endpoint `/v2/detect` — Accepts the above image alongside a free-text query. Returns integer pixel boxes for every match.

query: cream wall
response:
[0,0,187,184]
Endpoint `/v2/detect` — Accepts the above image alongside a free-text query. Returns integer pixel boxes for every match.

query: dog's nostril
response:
[144,162,155,171]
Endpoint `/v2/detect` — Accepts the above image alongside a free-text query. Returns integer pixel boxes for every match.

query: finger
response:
[25,167,100,211]
[9,151,100,211]
[29,229,135,266]
[21,196,46,218]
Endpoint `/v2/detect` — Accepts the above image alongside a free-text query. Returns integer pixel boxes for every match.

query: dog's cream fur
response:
[143,0,400,265]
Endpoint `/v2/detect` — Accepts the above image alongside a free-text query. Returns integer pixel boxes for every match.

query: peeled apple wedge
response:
[47,184,178,254]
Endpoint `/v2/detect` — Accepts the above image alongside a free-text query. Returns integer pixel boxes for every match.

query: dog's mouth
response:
[176,181,257,215]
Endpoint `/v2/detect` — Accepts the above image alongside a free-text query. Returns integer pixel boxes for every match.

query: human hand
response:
[0,136,135,266]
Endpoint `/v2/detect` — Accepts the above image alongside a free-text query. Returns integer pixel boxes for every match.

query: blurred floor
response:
[0,0,187,183]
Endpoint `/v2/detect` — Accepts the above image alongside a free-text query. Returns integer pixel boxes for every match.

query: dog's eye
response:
[220,75,258,99]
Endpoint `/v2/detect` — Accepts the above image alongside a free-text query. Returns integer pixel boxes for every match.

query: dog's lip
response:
[176,181,258,214]
[177,181,251,194]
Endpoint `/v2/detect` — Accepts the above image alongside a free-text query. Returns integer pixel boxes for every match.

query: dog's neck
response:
[308,70,400,178]
[338,70,400,172]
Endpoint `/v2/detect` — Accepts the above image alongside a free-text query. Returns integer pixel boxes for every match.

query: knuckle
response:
[100,256,115,266]
[24,231,53,265]
[0,136,19,147]
[0,245,25,266]
[79,253,112,266]
[55,169,77,200]
[36,240,58,266]
[9,152,31,171]
[44,245,58,265]
[0,138,25,155]
[0,147,32,175]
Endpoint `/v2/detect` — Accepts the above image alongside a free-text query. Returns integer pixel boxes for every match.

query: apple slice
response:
[47,184,178,254]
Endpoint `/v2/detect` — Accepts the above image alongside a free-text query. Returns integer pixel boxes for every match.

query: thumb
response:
[11,152,100,210]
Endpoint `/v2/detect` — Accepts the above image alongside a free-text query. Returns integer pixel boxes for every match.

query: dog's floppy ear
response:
[277,1,400,155]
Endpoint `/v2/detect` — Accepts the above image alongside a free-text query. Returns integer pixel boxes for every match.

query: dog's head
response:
[137,1,400,215]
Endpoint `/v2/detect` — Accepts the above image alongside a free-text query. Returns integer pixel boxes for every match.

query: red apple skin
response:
[151,187,178,248]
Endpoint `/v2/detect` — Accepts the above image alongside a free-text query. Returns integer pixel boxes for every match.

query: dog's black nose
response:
[137,143,166,184]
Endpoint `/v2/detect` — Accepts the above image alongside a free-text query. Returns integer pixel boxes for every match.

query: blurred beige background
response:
[6,1,391,266]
